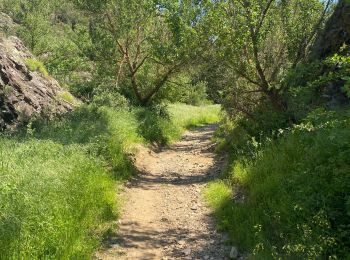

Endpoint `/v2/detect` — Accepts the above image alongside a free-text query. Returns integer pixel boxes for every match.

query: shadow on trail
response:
[127,124,224,190]
[103,216,226,259]
[127,156,223,189]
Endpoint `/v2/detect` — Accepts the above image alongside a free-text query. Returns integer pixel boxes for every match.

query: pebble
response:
[178,240,186,246]
[191,205,198,211]
[229,246,239,259]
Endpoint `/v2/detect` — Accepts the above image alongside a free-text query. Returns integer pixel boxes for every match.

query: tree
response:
[1,0,52,50]
[74,0,202,105]
[201,0,334,114]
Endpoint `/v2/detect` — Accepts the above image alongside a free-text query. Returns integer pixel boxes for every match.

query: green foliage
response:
[186,81,211,106]
[25,58,49,77]
[158,79,211,106]
[198,0,332,119]
[1,1,346,259]
[136,105,180,145]
[206,109,350,259]
[72,0,202,105]
[3,0,93,96]
[92,83,130,109]
[284,53,350,122]
[35,106,143,178]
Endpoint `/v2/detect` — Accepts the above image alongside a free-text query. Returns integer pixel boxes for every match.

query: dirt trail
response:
[96,125,229,259]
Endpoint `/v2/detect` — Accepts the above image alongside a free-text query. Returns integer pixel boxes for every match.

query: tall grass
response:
[205,109,350,259]
[0,139,116,259]
[0,105,142,258]
[0,103,220,258]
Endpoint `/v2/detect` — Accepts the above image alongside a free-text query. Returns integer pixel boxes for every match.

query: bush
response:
[186,81,211,106]
[136,104,180,145]
[93,91,129,109]
[57,91,79,105]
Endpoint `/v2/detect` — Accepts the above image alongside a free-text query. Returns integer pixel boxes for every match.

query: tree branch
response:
[255,0,274,37]
[292,0,333,67]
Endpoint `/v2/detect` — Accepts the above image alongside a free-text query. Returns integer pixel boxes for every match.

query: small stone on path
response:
[229,246,239,259]
[183,248,191,256]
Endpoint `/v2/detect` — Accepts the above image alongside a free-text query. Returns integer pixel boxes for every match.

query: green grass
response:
[205,109,350,259]
[137,103,221,144]
[169,103,221,129]
[57,91,80,106]
[0,103,220,258]
[0,138,116,259]
[25,58,49,77]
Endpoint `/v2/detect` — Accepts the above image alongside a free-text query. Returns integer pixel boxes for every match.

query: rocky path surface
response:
[96,125,230,259]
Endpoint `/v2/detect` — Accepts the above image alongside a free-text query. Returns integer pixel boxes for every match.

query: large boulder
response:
[0,36,73,130]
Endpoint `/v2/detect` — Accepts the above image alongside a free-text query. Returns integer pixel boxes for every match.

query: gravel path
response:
[96,125,230,259]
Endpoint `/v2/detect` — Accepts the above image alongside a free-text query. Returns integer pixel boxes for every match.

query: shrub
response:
[136,103,221,145]
[93,91,129,109]
[186,81,211,106]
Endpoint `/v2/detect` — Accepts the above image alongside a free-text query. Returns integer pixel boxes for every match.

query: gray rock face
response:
[310,0,350,60]
[0,36,72,130]
[0,12,17,35]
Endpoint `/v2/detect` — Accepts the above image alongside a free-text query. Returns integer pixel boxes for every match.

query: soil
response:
[95,125,230,260]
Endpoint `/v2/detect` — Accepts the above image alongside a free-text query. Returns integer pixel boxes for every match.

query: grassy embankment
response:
[0,103,220,259]
[205,109,350,259]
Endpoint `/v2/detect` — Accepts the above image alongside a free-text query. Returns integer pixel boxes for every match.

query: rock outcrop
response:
[0,12,17,35]
[310,0,350,60]
[0,36,72,130]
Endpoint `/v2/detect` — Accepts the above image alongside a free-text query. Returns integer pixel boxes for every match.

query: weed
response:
[25,58,49,77]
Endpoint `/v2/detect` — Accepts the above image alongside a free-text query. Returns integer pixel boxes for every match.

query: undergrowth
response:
[206,109,350,259]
